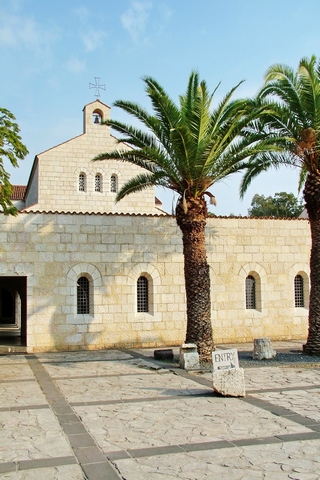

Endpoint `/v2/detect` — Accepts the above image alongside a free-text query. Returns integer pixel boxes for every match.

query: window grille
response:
[95,174,102,192]
[137,276,148,312]
[246,275,256,309]
[110,175,117,193]
[77,277,89,314]
[294,275,304,307]
[79,173,85,192]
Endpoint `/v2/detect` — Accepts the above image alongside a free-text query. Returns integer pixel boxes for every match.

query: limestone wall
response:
[0,212,310,352]
[24,100,158,215]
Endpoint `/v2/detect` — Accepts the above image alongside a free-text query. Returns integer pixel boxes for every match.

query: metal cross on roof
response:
[89,77,106,98]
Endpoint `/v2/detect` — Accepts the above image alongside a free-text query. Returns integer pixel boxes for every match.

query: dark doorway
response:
[0,277,27,346]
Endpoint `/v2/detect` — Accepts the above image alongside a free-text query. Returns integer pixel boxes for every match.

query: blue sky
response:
[1,0,319,215]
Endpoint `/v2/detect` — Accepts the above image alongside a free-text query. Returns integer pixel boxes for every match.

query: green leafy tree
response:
[94,72,271,362]
[249,192,304,218]
[240,56,320,355]
[0,107,28,215]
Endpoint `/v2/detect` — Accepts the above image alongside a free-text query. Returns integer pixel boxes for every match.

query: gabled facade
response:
[22,100,160,214]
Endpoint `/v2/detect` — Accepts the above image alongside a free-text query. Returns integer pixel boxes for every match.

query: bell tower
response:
[82,99,111,134]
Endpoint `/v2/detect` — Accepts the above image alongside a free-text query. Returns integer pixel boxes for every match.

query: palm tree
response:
[240,56,320,355]
[94,72,271,362]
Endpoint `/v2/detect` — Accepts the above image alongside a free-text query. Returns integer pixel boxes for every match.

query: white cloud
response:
[0,12,60,58]
[66,57,86,74]
[81,30,107,52]
[121,1,152,42]
[74,7,90,21]
[0,14,39,47]
[158,3,172,21]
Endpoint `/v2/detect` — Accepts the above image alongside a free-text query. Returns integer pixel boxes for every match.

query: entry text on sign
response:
[212,349,239,371]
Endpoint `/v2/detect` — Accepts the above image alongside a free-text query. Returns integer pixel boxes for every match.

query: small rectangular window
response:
[95,174,102,192]
[246,275,256,309]
[294,275,304,307]
[77,277,90,314]
[79,173,85,192]
[110,175,117,193]
[137,276,148,312]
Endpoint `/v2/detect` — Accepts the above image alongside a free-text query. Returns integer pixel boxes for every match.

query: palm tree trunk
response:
[303,173,320,355]
[176,197,214,363]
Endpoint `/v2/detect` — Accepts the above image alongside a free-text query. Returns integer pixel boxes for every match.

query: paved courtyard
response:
[1,341,320,479]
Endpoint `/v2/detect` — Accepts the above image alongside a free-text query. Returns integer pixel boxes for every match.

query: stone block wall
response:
[24,100,158,215]
[0,212,310,352]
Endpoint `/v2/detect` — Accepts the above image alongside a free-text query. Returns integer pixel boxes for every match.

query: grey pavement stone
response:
[68,433,97,448]
[127,445,184,458]
[72,446,106,465]
[19,456,77,470]
[180,440,233,452]
[55,413,80,424]
[81,461,121,480]
[106,450,131,461]
[0,462,16,474]
[275,432,320,442]
[63,422,88,435]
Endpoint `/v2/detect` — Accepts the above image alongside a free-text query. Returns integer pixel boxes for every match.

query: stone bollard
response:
[179,343,200,370]
[253,338,276,360]
[212,368,246,397]
[212,349,245,397]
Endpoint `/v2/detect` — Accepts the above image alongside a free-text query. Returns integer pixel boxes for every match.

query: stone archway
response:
[0,277,27,345]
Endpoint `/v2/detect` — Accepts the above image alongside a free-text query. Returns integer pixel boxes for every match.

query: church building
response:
[0,100,310,352]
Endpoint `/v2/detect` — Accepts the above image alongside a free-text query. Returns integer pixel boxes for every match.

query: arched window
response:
[77,277,90,314]
[294,274,304,307]
[246,275,256,309]
[95,173,102,192]
[79,173,86,192]
[137,276,148,312]
[110,174,117,193]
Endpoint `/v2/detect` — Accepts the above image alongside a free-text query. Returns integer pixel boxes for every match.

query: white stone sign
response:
[212,349,245,397]
[212,349,239,371]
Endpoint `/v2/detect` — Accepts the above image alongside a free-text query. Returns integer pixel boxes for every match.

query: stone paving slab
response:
[0,464,85,480]
[0,408,75,463]
[41,357,165,379]
[0,356,29,365]
[192,366,320,392]
[55,370,207,403]
[114,439,320,480]
[73,395,311,453]
[0,363,36,382]
[0,380,48,408]
[252,388,320,423]
[245,367,320,391]
[36,350,133,363]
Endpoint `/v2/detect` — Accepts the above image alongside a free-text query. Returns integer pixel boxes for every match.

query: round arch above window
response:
[127,264,161,320]
[290,264,310,310]
[66,263,103,324]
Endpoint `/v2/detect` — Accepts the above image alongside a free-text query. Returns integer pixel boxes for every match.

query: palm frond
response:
[116,170,177,202]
